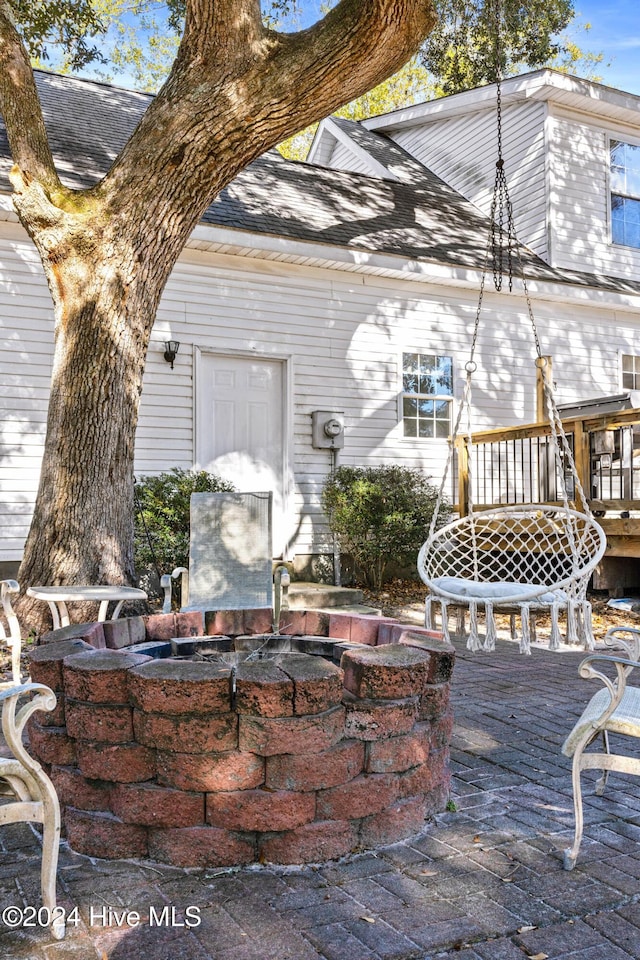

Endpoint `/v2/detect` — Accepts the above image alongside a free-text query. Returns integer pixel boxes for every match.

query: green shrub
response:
[322,465,449,590]
[134,468,235,583]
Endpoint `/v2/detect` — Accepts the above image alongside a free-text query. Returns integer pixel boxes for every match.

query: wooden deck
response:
[456,407,640,560]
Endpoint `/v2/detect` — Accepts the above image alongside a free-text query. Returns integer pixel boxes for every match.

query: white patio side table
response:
[27,585,147,630]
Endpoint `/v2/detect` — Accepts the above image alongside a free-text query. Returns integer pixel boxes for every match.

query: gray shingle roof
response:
[1,70,639,296]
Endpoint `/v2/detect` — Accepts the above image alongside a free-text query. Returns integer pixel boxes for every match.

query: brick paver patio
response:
[2,635,639,959]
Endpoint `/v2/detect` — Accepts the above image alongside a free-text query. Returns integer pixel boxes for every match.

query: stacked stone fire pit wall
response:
[27,610,455,868]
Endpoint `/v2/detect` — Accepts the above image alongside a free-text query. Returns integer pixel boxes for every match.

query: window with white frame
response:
[610,139,640,248]
[402,352,453,439]
[622,354,640,390]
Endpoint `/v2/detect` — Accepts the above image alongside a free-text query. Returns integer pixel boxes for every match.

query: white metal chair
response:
[562,626,640,871]
[0,683,65,938]
[0,581,64,938]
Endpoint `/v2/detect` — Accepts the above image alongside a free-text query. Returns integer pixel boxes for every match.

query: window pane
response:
[611,142,640,248]
[437,356,453,391]
[403,352,419,373]
[419,374,433,394]
[624,218,640,248]
[629,167,640,197]
[402,351,453,438]
[611,165,627,194]
[627,198,640,223]
[403,373,418,394]
[612,216,625,245]
[622,355,640,389]
[611,140,625,165]
[418,354,436,374]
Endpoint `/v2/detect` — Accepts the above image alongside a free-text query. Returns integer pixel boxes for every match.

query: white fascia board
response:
[362,71,547,131]
[186,222,640,314]
[364,69,640,133]
[188,221,481,285]
[306,120,337,166]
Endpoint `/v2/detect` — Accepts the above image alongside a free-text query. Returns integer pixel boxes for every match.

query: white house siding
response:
[389,101,549,260]
[0,224,53,564]
[2,220,640,567]
[547,108,640,279]
[325,141,375,176]
[138,246,640,560]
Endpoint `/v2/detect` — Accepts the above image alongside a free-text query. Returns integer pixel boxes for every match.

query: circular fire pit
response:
[27,609,454,867]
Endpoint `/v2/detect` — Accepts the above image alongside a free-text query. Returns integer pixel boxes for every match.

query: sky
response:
[75,1,640,100]
[573,1,640,95]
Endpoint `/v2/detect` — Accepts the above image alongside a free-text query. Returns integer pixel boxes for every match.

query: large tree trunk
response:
[17,226,168,628]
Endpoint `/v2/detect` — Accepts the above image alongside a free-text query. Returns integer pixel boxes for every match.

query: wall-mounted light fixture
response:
[164,340,180,369]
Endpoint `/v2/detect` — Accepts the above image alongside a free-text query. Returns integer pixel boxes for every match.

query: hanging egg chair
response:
[419,502,606,654]
[418,354,606,657]
[417,12,606,654]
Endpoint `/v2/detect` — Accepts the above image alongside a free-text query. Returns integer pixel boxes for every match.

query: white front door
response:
[195,352,288,556]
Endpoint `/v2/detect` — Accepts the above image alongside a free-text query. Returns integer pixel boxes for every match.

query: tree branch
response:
[266,0,438,128]
[106,0,435,214]
[183,0,264,56]
[0,1,60,194]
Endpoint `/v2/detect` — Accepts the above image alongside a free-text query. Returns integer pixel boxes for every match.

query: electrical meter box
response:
[311,411,345,449]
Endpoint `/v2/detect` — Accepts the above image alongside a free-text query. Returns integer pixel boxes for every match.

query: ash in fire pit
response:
[28,608,455,868]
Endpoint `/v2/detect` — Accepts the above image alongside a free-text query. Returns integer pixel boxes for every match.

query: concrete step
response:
[287,582,366,610]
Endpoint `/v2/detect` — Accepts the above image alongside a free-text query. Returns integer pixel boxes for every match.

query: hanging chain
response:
[489,0,513,293]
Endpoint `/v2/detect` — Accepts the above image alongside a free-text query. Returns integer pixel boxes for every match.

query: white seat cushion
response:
[433,576,567,605]
[562,685,640,757]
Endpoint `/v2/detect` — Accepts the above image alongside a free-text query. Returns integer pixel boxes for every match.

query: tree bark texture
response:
[0,0,437,630]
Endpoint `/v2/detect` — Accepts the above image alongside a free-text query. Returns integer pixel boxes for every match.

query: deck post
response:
[457,436,469,516]
[571,419,591,505]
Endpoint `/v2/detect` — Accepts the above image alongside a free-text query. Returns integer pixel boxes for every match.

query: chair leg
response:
[564,752,585,871]
[595,731,610,796]
[40,792,64,939]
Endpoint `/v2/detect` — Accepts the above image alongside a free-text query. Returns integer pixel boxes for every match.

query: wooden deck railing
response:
[456,408,640,518]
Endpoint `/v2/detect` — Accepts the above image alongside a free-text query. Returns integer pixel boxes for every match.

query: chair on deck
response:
[562,626,640,871]
[161,491,273,614]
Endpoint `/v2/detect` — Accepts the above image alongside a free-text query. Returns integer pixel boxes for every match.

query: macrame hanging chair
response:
[417,5,606,655]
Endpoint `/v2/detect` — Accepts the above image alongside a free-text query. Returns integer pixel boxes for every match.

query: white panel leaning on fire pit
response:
[184,491,273,611]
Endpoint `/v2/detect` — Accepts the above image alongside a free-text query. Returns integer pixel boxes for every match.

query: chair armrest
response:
[605,626,640,663]
[0,683,57,772]
[577,653,640,728]
[160,567,189,614]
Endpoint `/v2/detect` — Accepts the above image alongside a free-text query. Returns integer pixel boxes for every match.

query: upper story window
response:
[622,354,640,390]
[402,352,453,439]
[610,139,640,248]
